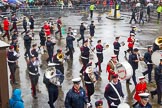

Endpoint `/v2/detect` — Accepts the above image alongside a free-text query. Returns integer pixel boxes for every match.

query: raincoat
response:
[9,89,24,108]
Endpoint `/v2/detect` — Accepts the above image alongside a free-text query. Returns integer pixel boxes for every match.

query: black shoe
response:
[33,95,38,99]
[150,92,154,99]
[95,63,97,67]
[158,102,162,105]
[142,72,145,76]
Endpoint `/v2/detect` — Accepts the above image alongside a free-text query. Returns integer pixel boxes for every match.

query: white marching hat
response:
[130,33,135,36]
[72,77,81,83]
[138,93,150,99]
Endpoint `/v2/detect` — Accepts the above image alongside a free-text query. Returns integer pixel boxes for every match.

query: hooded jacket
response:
[9,89,24,108]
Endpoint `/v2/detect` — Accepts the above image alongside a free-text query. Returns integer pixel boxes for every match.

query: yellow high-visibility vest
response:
[157,6,162,13]
[89,4,95,11]
[116,4,119,10]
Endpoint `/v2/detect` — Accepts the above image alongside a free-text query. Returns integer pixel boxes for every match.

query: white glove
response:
[87,103,91,107]
[111,102,117,106]
[147,62,150,64]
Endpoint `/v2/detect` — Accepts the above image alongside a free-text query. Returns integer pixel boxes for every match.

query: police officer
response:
[142,46,153,83]
[154,59,162,105]
[84,63,96,103]
[7,45,19,84]
[127,48,140,86]
[133,93,152,108]
[65,77,91,108]
[29,15,34,34]
[39,27,46,53]
[24,31,33,58]
[113,36,121,61]
[89,21,95,42]
[46,36,56,63]
[104,74,124,108]
[77,23,86,45]
[95,40,103,72]
[28,55,39,99]
[21,16,27,35]
[95,100,103,108]
[89,3,95,19]
[129,7,137,24]
[10,14,18,32]
[65,32,75,59]
[43,65,64,108]
[53,49,64,74]
[80,40,90,75]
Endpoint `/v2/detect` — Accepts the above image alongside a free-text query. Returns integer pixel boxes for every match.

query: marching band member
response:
[106,55,118,81]
[46,36,56,63]
[84,62,97,103]
[7,45,19,84]
[104,74,124,108]
[89,21,95,42]
[130,26,136,36]
[133,93,152,108]
[11,30,18,42]
[10,14,18,32]
[43,65,64,108]
[28,55,40,99]
[113,36,121,61]
[95,40,103,72]
[127,48,139,86]
[153,59,162,105]
[65,32,75,59]
[24,30,33,58]
[2,17,10,41]
[53,49,65,74]
[29,15,34,35]
[10,34,19,53]
[55,17,62,38]
[142,46,153,83]
[127,33,135,52]
[65,77,91,108]
[80,40,90,75]
[134,76,147,103]
[39,27,46,53]
[95,100,103,108]
[77,23,86,45]
[43,21,51,37]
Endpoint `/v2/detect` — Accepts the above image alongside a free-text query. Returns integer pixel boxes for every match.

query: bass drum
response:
[118,103,130,108]
[151,50,162,66]
[116,62,133,81]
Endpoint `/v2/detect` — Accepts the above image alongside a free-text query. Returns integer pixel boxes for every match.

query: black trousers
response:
[80,58,89,74]
[143,64,153,82]
[65,47,74,59]
[85,83,94,102]
[47,50,53,63]
[129,16,137,24]
[8,63,17,83]
[96,54,103,71]
[25,46,31,58]
[78,33,85,45]
[157,83,162,103]
[90,10,93,18]
[48,87,58,108]
[114,50,119,61]
[21,26,27,34]
[127,68,137,85]
[29,75,39,96]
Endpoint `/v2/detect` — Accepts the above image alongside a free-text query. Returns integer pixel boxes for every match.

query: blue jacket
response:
[9,89,24,108]
[133,102,152,108]
[65,87,88,108]
[155,64,162,83]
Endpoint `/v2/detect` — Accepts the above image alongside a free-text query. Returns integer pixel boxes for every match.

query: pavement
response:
[1,10,162,108]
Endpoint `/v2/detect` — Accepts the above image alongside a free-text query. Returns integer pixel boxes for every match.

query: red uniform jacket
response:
[106,60,116,80]
[134,82,147,102]
[3,19,10,30]
[43,24,51,36]
[127,37,134,48]
[57,19,62,29]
